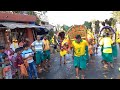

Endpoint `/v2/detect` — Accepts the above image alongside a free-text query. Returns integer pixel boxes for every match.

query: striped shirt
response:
[22,48,34,63]
[31,40,43,51]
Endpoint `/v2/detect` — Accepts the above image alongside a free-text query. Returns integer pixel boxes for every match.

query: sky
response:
[46,11,113,26]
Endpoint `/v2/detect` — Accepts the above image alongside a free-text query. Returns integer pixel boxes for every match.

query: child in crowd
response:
[0,46,5,79]
[2,54,12,79]
[88,40,94,62]
[4,45,16,76]
[15,48,28,79]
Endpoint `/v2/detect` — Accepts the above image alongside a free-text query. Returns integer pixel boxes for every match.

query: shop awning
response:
[0,22,46,29]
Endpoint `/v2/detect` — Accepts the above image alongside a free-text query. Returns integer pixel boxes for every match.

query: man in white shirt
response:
[31,35,44,73]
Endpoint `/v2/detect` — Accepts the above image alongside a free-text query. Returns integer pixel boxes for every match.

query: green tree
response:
[62,24,70,32]
[94,20,100,34]
[84,21,92,30]
[112,11,120,22]
[26,11,40,24]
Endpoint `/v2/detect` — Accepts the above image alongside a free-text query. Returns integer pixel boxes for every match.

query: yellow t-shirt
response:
[99,37,113,53]
[117,38,120,43]
[43,40,50,51]
[51,36,55,44]
[116,31,120,43]
[60,50,67,57]
[116,31,119,39]
[60,39,68,57]
[72,40,88,56]
[62,39,68,46]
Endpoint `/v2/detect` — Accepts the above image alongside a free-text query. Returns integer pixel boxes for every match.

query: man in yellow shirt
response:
[71,35,88,79]
[43,36,51,69]
[99,33,114,69]
[116,30,120,48]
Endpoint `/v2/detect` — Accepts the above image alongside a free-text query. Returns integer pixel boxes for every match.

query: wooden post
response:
[27,28,34,45]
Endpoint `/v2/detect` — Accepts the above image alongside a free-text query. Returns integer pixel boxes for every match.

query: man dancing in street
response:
[99,33,114,69]
[71,35,88,79]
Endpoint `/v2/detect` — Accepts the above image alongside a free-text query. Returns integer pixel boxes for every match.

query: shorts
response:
[102,53,113,62]
[74,55,87,70]
[44,50,50,60]
[35,51,44,65]
[112,45,118,57]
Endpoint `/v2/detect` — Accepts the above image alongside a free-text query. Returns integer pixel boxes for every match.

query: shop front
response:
[0,23,45,46]
[0,12,48,47]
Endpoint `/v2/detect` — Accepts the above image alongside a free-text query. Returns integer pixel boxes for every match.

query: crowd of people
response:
[0,35,50,79]
[0,23,120,79]
[57,24,120,79]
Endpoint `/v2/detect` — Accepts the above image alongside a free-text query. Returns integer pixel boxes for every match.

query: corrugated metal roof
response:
[0,22,45,29]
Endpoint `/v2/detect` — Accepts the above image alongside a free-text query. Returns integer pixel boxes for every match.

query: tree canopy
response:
[62,24,70,32]
[112,11,120,22]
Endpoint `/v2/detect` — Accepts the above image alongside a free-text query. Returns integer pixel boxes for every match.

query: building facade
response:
[0,12,37,46]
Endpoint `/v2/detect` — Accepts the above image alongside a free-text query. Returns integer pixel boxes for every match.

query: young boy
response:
[88,40,94,62]
[60,45,67,65]
[2,54,12,79]
[59,35,71,65]
[0,46,5,79]
[15,48,28,79]
[22,44,39,79]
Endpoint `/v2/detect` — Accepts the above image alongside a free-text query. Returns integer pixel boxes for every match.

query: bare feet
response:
[76,76,80,79]
[64,61,66,64]
[103,64,108,69]
[90,60,94,63]
[101,60,104,65]
[81,75,85,79]
[60,61,62,66]
[48,64,51,67]
[110,63,114,68]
